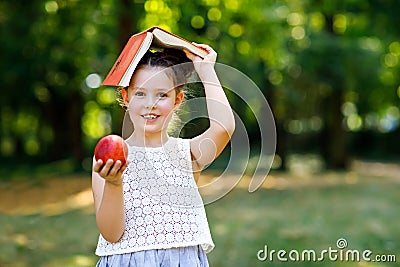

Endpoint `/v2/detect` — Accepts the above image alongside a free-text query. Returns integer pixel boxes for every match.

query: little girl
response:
[92,42,235,266]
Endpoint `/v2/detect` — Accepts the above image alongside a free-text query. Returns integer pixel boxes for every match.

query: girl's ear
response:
[174,91,184,108]
[121,88,129,104]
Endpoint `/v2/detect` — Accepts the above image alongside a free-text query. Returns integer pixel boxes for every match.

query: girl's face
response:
[126,67,183,135]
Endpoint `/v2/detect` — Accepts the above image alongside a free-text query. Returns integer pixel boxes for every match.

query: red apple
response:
[94,135,128,165]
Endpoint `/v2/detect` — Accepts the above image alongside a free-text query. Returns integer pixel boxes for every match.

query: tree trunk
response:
[112,0,142,135]
[320,13,348,169]
[68,91,84,166]
[320,89,348,169]
[262,62,287,170]
[46,93,70,161]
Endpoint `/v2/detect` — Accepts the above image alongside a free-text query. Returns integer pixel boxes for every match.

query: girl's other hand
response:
[184,43,217,76]
[93,159,126,185]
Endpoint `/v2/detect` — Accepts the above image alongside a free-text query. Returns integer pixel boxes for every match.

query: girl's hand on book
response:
[93,159,126,185]
[184,43,217,78]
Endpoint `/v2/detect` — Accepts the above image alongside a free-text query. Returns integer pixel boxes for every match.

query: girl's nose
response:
[144,96,157,109]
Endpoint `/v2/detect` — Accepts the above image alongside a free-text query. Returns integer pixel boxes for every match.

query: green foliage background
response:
[0,0,399,175]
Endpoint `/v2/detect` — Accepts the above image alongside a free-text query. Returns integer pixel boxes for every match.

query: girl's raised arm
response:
[185,44,235,171]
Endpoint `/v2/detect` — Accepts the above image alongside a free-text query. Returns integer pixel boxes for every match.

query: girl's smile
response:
[141,113,160,123]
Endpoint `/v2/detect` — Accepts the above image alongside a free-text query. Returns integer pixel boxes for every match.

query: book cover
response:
[102,27,207,87]
[102,31,150,87]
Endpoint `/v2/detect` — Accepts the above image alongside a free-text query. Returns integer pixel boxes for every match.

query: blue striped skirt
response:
[96,245,209,267]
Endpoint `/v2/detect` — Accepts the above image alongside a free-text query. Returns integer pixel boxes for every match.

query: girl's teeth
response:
[144,114,157,119]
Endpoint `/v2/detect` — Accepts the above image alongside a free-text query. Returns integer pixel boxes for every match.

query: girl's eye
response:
[134,91,145,97]
[157,92,168,98]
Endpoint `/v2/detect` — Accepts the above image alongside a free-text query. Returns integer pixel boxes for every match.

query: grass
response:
[206,175,400,267]
[0,210,98,267]
[0,160,399,267]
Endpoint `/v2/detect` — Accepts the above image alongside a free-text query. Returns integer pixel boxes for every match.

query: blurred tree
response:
[0,1,118,168]
[292,1,353,168]
[287,0,400,167]
[0,1,94,164]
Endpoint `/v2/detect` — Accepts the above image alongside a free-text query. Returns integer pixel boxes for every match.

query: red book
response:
[102,26,208,87]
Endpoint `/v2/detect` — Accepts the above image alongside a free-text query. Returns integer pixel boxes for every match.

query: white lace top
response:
[95,137,214,256]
